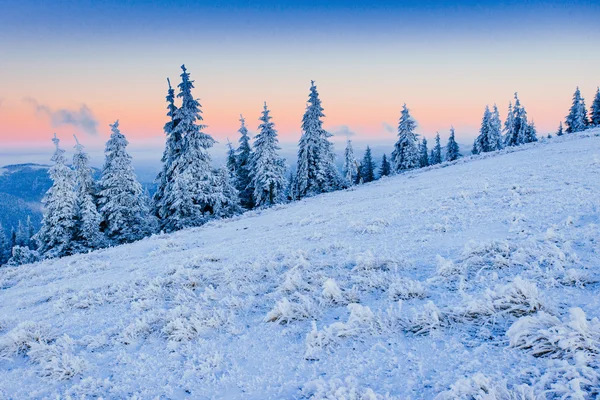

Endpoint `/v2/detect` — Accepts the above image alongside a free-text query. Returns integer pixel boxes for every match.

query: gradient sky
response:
[1,0,599,167]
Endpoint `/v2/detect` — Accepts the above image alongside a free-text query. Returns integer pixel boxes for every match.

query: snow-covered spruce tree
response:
[250,103,287,207]
[7,245,39,266]
[489,105,503,150]
[34,134,77,258]
[591,87,600,127]
[513,93,535,145]
[235,115,254,209]
[524,121,538,143]
[153,77,181,226]
[226,140,237,177]
[430,132,442,165]
[556,121,564,136]
[0,223,10,265]
[379,154,391,177]
[392,104,419,172]
[25,216,35,249]
[503,101,517,147]
[446,127,461,162]
[213,167,242,219]
[565,87,589,133]
[72,135,104,250]
[98,121,150,244]
[474,106,492,154]
[361,146,375,183]
[419,138,429,167]
[15,220,28,247]
[354,160,363,185]
[294,81,340,199]
[162,65,219,231]
[343,139,358,186]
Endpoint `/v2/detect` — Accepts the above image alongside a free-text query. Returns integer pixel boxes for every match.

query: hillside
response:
[1,130,600,399]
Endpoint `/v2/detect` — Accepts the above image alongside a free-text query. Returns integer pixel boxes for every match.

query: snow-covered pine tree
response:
[153,77,181,224]
[343,139,358,186]
[354,160,363,185]
[557,121,564,136]
[72,135,104,250]
[392,104,419,172]
[591,87,600,127]
[512,93,535,145]
[446,127,461,161]
[523,120,538,143]
[565,87,589,133]
[431,132,442,165]
[379,154,391,177]
[0,223,10,265]
[419,138,429,167]
[98,121,150,244]
[294,81,340,199]
[7,245,39,266]
[226,139,237,177]
[34,134,77,258]
[162,65,219,230]
[474,106,492,154]
[250,103,287,207]
[235,115,254,209]
[503,101,517,147]
[25,216,35,250]
[15,220,28,247]
[213,167,242,219]
[361,146,375,183]
[489,104,503,150]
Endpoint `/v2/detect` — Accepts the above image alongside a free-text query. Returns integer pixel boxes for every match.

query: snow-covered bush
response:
[403,301,446,335]
[321,278,346,305]
[305,304,375,359]
[461,240,515,270]
[163,306,230,341]
[7,246,40,266]
[350,218,390,234]
[301,376,389,400]
[435,373,535,400]
[559,268,597,287]
[387,277,426,300]
[435,255,464,277]
[28,335,86,380]
[507,308,600,358]
[451,277,543,323]
[265,294,317,324]
[534,353,599,399]
[0,322,54,359]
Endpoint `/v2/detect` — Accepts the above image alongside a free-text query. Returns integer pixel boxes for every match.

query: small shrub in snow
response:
[301,376,389,399]
[0,321,53,360]
[321,278,347,305]
[559,268,597,287]
[404,301,446,335]
[163,306,230,341]
[461,240,515,270]
[534,353,599,399]
[352,251,405,272]
[434,373,535,400]
[452,277,543,323]
[350,218,390,234]
[387,277,427,300]
[507,308,600,358]
[265,294,317,324]
[435,255,464,277]
[304,304,375,359]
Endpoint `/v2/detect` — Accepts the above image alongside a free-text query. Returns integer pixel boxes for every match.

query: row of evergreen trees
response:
[4,65,599,265]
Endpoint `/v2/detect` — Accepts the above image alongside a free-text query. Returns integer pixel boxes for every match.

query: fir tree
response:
[524,120,538,143]
[15,220,28,247]
[294,81,340,199]
[98,121,150,244]
[361,146,375,183]
[354,161,363,185]
[25,216,35,250]
[34,134,77,258]
[419,138,429,167]
[446,127,461,161]
[513,93,529,144]
[557,121,564,136]
[72,135,104,250]
[249,103,287,207]
[503,101,517,147]
[213,167,242,219]
[153,77,181,224]
[0,223,10,265]
[236,115,254,209]
[7,245,39,266]
[163,65,219,230]
[474,106,495,154]
[379,154,391,177]
[343,139,358,186]
[391,104,419,172]
[226,139,237,177]
[591,87,600,127]
[565,87,589,133]
[430,132,442,165]
[489,104,503,150]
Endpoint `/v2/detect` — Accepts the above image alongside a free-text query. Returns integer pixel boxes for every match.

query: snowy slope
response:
[1,130,600,399]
